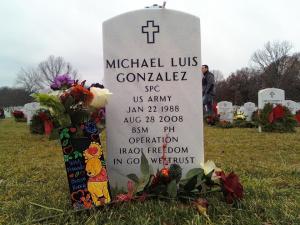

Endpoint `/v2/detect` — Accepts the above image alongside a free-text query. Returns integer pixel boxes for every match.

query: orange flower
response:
[160,168,169,177]
[70,84,94,105]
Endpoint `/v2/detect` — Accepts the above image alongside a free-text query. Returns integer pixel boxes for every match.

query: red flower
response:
[273,105,285,120]
[269,105,285,123]
[160,168,169,177]
[193,198,209,215]
[12,110,25,118]
[44,121,53,135]
[70,84,94,105]
[115,181,134,202]
[216,171,243,204]
[213,102,218,115]
[295,111,300,124]
[38,112,49,121]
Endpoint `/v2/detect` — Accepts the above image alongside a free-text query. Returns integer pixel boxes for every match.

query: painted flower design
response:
[84,121,98,134]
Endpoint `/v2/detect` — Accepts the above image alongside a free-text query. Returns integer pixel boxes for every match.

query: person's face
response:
[201,66,208,75]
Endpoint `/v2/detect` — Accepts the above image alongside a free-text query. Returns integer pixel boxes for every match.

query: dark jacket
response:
[202,71,215,96]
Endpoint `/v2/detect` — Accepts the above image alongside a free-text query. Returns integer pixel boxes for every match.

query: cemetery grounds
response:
[0,118,300,225]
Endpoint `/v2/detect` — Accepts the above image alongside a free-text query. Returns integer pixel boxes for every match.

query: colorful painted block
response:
[59,127,111,209]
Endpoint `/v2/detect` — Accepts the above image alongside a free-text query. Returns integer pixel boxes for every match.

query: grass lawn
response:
[1,118,300,225]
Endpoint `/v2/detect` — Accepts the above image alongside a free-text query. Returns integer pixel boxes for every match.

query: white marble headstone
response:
[243,102,257,121]
[103,8,204,188]
[258,88,285,109]
[23,102,40,125]
[217,101,233,122]
[4,108,11,118]
[282,100,300,114]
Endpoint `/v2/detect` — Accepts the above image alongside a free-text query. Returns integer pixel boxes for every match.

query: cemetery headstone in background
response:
[217,101,234,122]
[282,100,300,114]
[4,109,11,118]
[258,88,285,109]
[103,8,203,188]
[23,102,41,125]
[243,102,257,121]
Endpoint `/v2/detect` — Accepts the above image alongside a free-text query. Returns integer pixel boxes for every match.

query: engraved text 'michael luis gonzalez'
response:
[105,57,199,83]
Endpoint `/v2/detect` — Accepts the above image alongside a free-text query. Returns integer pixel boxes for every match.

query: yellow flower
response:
[89,87,112,108]
[200,160,216,176]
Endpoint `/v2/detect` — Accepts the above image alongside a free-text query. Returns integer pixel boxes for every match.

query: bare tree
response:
[15,67,43,93]
[211,69,224,83]
[16,55,79,93]
[37,55,79,87]
[251,41,292,70]
[251,41,293,87]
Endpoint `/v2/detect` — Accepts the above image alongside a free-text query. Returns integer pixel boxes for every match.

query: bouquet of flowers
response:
[233,111,255,128]
[33,74,111,136]
[259,103,297,132]
[114,152,243,221]
[30,109,57,135]
[217,120,233,128]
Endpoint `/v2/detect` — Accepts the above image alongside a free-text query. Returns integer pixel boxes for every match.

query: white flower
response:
[211,168,223,182]
[200,160,217,176]
[89,87,112,108]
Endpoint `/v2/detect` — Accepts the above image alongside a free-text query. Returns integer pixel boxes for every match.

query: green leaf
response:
[127,174,139,183]
[140,151,150,177]
[136,177,149,193]
[167,180,177,198]
[196,174,205,187]
[183,175,198,192]
[64,155,69,162]
[185,168,204,180]
[62,139,69,147]
[59,114,72,127]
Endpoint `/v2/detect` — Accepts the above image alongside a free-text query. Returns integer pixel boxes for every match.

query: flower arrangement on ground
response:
[217,120,233,128]
[233,111,256,128]
[259,103,297,132]
[30,109,57,135]
[204,103,219,126]
[114,150,243,220]
[12,110,26,122]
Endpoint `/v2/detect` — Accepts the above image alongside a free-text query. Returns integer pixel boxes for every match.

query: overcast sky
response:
[1,0,300,87]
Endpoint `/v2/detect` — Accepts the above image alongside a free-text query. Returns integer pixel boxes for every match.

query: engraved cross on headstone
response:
[142,20,159,44]
[269,91,275,98]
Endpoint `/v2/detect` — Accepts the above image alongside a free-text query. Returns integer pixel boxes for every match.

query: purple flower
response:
[50,74,74,90]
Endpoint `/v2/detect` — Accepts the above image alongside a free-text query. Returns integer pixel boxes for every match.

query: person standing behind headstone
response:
[202,65,215,116]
